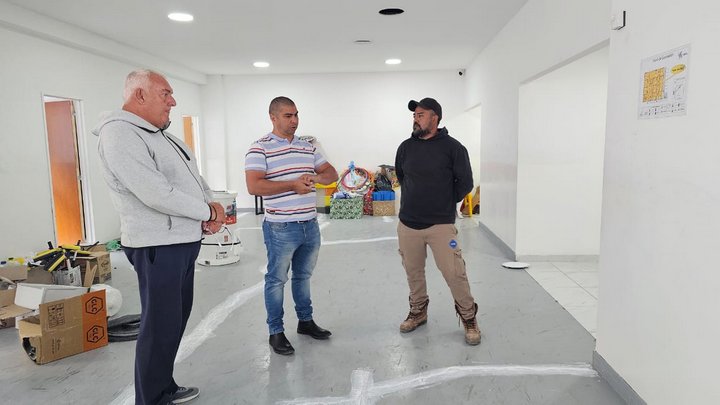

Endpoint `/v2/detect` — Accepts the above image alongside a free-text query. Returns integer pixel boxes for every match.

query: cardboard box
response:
[2,266,97,331]
[1,270,53,329]
[14,283,87,310]
[0,264,29,281]
[1,265,58,284]
[73,251,112,284]
[18,289,108,364]
[26,268,54,284]
[372,201,396,216]
[1,288,33,329]
[0,285,15,308]
[86,244,107,253]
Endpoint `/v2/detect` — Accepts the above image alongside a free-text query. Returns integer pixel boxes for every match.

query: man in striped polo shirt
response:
[245,96,338,355]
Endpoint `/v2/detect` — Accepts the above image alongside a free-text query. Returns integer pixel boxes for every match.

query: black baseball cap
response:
[408,98,442,122]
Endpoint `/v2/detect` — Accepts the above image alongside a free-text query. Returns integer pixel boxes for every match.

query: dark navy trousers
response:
[124,241,201,405]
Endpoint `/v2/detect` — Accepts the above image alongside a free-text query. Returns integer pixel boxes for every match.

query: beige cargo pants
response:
[397,222,476,319]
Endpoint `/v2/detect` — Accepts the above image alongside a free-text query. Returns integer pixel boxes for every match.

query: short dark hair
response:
[269,96,295,115]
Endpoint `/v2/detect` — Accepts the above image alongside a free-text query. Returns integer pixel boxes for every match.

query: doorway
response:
[182,115,203,175]
[43,96,92,246]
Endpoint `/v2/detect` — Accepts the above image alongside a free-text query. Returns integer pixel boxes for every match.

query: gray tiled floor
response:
[0,214,623,404]
[525,261,600,337]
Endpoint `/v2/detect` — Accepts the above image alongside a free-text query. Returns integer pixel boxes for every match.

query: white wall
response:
[444,105,482,190]
[516,47,608,258]
[464,0,611,253]
[200,71,468,208]
[0,26,203,257]
[597,0,720,403]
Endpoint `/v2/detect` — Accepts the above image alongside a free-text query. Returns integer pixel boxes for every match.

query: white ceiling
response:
[6,0,527,75]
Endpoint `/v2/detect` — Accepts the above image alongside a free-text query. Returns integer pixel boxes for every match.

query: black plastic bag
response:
[374,174,392,191]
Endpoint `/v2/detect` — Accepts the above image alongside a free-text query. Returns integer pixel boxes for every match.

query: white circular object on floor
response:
[502,261,529,270]
[90,284,123,317]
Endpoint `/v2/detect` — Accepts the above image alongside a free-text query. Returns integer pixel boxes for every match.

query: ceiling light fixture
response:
[354,39,373,45]
[379,8,404,15]
[385,58,402,65]
[253,61,270,68]
[168,12,194,22]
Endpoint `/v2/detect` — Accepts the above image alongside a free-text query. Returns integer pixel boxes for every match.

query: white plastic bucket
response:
[197,227,242,266]
[211,190,237,225]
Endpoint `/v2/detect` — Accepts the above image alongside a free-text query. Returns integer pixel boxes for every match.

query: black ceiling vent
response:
[379,8,404,15]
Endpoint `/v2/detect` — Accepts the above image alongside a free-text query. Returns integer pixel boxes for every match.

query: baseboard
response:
[593,351,647,405]
[516,255,599,262]
[477,221,515,260]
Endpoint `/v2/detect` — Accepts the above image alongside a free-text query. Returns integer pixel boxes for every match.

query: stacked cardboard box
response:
[0,265,53,329]
[73,251,112,284]
[372,190,396,216]
[0,264,109,364]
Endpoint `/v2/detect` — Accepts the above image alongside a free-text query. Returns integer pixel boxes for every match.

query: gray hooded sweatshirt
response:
[93,110,212,248]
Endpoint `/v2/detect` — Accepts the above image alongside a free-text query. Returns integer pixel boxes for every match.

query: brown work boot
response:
[456,302,481,345]
[399,298,429,333]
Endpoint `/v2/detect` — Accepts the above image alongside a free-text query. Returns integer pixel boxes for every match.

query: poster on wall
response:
[638,44,690,119]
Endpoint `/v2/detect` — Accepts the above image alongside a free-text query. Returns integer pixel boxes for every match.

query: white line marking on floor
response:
[111,219,397,404]
[277,364,598,405]
[111,265,267,405]
[176,281,263,363]
[322,236,397,246]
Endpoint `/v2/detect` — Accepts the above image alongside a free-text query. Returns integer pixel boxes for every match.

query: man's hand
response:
[202,220,223,234]
[209,202,227,223]
[299,173,317,184]
[292,177,314,194]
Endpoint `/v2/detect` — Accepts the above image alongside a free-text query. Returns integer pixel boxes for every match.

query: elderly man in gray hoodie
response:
[95,70,224,405]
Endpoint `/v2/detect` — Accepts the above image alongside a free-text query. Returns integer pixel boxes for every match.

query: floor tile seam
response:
[550,263,593,291]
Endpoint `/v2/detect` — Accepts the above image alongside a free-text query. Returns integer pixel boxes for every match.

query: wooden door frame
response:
[183,115,203,175]
[41,94,95,245]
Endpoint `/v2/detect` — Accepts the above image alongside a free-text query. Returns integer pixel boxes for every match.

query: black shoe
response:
[170,386,199,404]
[297,320,332,340]
[269,332,295,355]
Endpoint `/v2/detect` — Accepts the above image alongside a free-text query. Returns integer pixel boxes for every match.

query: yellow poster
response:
[638,45,690,119]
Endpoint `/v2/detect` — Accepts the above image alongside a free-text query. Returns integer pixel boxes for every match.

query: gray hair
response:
[123,69,161,102]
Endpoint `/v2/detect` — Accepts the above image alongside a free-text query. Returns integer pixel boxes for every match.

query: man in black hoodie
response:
[394,97,481,345]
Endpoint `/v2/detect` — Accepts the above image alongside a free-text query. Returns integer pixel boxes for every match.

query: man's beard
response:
[412,123,429,138]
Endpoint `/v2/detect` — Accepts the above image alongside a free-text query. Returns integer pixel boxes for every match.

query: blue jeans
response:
[262,219,321,335]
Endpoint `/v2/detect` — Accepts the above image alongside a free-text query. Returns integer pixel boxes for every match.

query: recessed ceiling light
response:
[379,8,404,15]
[253,61,270,68]
[385,58,402,65]
[354,39,373,45]
[168,12,194,22]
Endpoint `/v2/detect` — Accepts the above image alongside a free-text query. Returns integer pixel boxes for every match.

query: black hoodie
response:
[394,127,473,228]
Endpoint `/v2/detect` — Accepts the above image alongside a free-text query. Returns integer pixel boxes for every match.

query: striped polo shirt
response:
[245,133,326,222]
